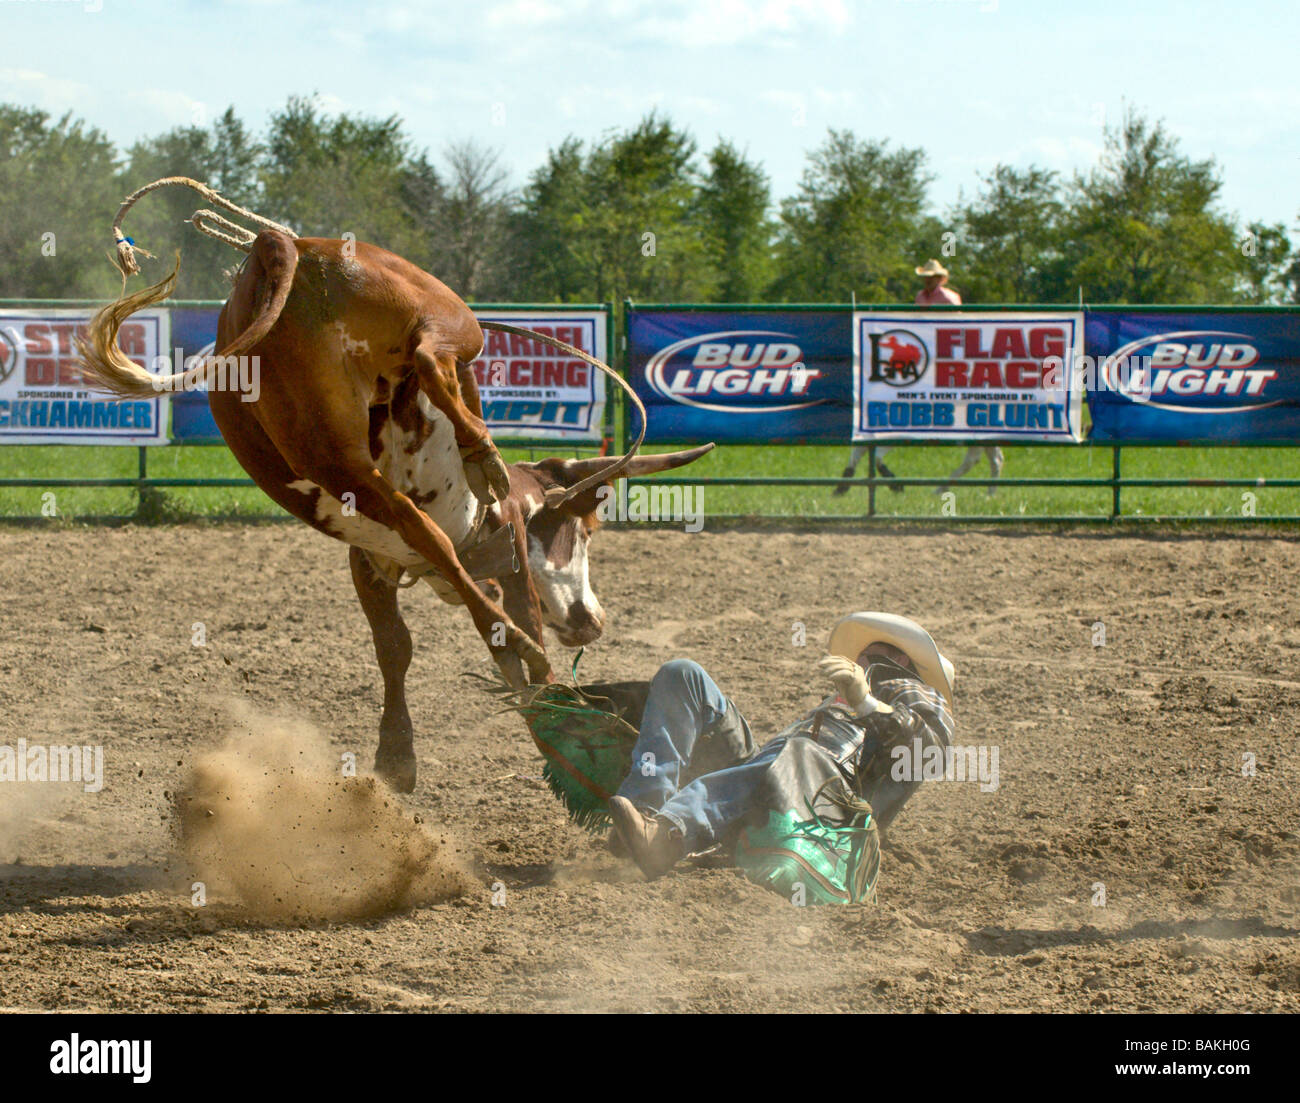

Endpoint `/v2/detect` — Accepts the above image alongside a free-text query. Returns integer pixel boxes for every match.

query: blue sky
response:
[4,0,1297,229]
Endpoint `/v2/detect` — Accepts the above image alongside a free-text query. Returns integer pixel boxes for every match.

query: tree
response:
[583,112,711,303]
[1237,220,1294,304]
[513,138,589,302]
[514,113,713,303]
[1063,108,1239,303]
[262,95,422,256]
[773,130,932,302]
[696,139,775,302]
[950,165,1066,303]
[431,140,513,300]
[0,105,123,299]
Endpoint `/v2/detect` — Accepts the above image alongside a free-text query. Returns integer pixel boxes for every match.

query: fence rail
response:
[1,298,1296,524]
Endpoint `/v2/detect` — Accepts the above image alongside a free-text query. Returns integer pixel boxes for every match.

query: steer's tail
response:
[75,176,300,399]
[76,231,299,399]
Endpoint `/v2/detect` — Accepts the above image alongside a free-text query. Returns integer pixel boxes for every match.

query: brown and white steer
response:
[76,226,646,698]
[356,408,712,790]
[351,391,712,789]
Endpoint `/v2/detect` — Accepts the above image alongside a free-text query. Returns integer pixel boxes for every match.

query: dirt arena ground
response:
[1,521,1298,1013]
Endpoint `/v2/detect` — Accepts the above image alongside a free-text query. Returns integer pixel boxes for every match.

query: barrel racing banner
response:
[852,312,1085,442]
[0,308,169,444]
[471,310,607,442]
[626,309,853,443]
[1084,311,1300,442]
[169,306,610,444]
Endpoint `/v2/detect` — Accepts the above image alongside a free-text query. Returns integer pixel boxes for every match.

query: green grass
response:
[2,440,1298,522]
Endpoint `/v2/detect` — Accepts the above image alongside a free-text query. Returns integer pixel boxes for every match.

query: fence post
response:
[867,444,877,518]
[137,446,148,514]
[1111,445,1122,520]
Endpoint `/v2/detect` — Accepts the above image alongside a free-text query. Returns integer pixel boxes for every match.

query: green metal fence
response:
[615,301,1300,525]
[0,299,616,520]
[1,298,1297,524]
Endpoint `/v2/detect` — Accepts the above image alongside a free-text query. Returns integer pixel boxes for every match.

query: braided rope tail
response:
[109,175,296,277]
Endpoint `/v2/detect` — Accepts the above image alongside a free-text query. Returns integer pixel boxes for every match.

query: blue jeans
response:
[616,659,771,852]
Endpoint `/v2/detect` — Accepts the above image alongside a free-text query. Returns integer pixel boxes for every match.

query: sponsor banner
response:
[852,312,1085,442]
[1085,311,1300,442]
[170,307,610,443]
[171,307,224,442]
[0,308,169,444]
[627,310,853,443]
[471,310,607,441]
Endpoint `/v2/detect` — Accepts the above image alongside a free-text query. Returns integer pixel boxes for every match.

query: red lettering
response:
[936,329,962,358]
[26,357,55,385]
[990,328,1028,359]
[1029,327,1065,360]
[936,361,968,387]
[970,361,1002,388]
[51,322,81,356]
[24,324,51,356]
[962,328,989,358]
[1004,361,1040,388]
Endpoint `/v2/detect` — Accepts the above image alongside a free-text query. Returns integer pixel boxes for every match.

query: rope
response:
[188,209,259,251]
[790,777,881,904]
[110,176,295,276]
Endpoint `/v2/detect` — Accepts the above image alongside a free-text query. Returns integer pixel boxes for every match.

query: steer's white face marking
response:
[527,522,604,647]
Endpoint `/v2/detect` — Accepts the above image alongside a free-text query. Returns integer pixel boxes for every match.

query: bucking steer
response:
[74,177,713,790]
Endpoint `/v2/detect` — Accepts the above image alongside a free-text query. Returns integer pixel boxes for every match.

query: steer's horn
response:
[555,443,716,483]
[477,319,647,509]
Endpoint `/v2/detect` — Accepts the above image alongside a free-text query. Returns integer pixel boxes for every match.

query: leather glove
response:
[818,654,892,717]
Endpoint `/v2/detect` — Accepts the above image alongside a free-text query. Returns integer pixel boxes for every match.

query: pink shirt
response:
[915,285,961,306]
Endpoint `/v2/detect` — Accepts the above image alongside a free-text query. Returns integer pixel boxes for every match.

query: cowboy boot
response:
[609,796,685,879]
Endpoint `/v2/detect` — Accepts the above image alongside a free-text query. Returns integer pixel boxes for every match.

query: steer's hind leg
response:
[413,335,509,505]
[350,546,417,792]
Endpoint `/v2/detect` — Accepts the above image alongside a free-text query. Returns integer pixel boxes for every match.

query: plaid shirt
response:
[767,660,955,812]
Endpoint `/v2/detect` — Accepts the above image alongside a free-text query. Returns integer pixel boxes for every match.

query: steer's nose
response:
[562,601,604,645]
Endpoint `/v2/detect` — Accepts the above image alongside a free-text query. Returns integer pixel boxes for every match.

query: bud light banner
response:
[626,310,853,443]
[1084,312,1300,442]
[0,308,169,444]
[852,312,1085,442]
[471,310,607,442]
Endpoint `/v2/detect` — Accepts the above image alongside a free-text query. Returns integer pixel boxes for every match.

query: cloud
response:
[623,0,852,47]
[485,0,572,29]
[0,69,95,116]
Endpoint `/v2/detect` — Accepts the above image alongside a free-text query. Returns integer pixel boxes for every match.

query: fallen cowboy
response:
[510,612,956,904]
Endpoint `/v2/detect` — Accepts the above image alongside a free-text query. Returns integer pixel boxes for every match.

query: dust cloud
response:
[175,705,476,921]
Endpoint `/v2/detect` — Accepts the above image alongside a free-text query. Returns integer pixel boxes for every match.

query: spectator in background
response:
[834,257,1003,498]
[914,258,962,306]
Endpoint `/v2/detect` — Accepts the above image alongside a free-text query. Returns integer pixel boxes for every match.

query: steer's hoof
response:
[461,446,511,505]
[375,752,417,794]
[504,630,552,685]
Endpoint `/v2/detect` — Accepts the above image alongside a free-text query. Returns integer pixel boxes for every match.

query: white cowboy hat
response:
[914,259,950,278]
[828,612,955,709]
